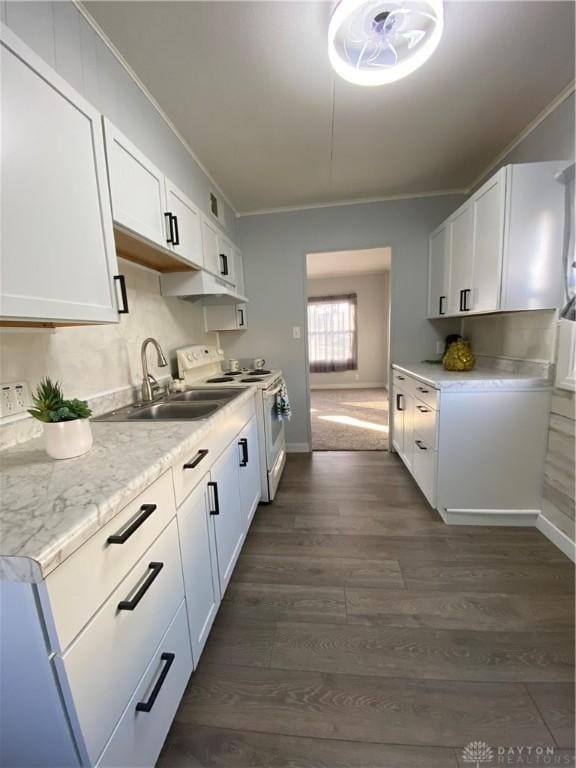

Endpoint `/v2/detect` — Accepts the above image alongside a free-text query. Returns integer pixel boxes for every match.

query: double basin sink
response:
[94,389,242,422]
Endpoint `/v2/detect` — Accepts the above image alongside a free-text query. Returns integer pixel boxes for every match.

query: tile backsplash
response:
[463,309,557,364]
[0,259,217,449]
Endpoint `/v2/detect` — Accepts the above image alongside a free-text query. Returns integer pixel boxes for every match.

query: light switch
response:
[292,326,301,339]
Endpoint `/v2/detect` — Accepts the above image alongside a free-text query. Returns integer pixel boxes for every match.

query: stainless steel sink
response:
[94,388,244,422]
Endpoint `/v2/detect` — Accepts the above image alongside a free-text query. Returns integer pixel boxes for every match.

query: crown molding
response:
[75,1,237,215]
[236,189,468,218]
[467,79,576,192]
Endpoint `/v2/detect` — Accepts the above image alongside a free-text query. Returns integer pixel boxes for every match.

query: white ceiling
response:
[84,1,575,214]
[307,248,391,278]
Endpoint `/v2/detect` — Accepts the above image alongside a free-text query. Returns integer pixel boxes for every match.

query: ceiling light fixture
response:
[328,0,444,86]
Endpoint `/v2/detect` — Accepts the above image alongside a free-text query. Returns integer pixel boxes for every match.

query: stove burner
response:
[241,377,263,382]
[206,377,234,383]
[249,369,271,375]
[225,371,243,376]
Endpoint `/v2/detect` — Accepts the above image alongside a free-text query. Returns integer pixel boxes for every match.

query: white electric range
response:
[176,345,286,501]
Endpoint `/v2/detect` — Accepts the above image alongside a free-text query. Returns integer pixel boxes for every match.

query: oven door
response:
[262,383,286,471]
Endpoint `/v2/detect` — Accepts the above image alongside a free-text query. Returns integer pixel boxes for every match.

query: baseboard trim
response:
[439,507,575,561]
[537,514,576,562]
[440,508,540,526]
[310,383,387,390]
[286,442,311,453]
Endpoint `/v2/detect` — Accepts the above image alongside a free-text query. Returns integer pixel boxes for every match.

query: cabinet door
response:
[448,205,474,315]
[471,172,505,313]
[1,30,119,323]
[165,180,204,268]
[218,235,235,285]
[233,247,246,296]
[392,388,405,455]
[104,119,168,250]
[177,477,220,663]
[237,416,261,531]
[236,304,248,330]
[201,216,221,275]
[209,443,243,596]
[428,225,449,317]
[402,393,415,472]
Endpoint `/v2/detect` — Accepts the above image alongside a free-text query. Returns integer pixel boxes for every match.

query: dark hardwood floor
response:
[158,452,575,767]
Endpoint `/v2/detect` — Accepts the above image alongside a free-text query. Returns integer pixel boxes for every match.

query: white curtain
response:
[307,294,358,373]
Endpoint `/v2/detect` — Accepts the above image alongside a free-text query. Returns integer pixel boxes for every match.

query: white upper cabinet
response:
[217,235,235,285]
[233,246,246,297]
[1,28,120,323]
[447,204,474,315]
[428,162,565,318]
[103,119,168,251]
[427,224,449,317]
[201,215,221,276]
[165,180,204,269]
[471,170,506,313]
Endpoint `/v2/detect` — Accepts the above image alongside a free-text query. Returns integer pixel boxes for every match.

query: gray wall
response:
[307,272,390,389]
[1,0,237,239]
[223,195,463,448]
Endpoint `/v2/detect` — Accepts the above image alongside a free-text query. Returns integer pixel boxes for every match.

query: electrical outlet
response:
[293,326,301,339]
[0,381,31,418]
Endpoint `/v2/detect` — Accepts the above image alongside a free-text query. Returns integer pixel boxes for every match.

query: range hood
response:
[160,270,248,305]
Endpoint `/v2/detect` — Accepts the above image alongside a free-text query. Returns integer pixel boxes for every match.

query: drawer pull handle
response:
[396,393,404,411]
[239,438,249,467]
[118,562,163,611]
[417,387,430,393]
[107,504,157,545]
[135,652,175,713]
[416,405,430,413]
[208,481,220,515]
[397,375,405,380]
[415,440,428,451]
[183,449,209,469]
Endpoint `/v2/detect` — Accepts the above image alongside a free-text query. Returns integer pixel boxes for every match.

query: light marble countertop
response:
[0,389,255,583]
[392,362,551,391]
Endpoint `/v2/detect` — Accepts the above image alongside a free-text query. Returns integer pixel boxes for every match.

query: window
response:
[308,294,358,373]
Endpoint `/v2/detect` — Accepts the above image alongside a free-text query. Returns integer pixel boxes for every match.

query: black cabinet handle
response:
[165,212,174,245]
[396,393,404,411]
[107,504,157,545]
[135,652,175,713]
[397,375,405,381]
[439,295,446,315]
[237,308,245,327]
[459,289,464,312]
[416,405,430,413]
[219,253,229,276]
[118,562,163,611]
[208,481,220,515]
[183,449,209,470]
[415,440,427,451]
[417,386,429,393]
[462,288,471,311]
[114,275,129,314]
[239,438,248,467]
[171,214,180,246]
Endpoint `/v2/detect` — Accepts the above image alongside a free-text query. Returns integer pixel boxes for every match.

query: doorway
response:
[305,248,391,451]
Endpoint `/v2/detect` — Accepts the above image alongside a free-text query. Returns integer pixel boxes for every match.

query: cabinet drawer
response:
[413,398,438,448]
[392,370,410,389]
[411,381,438,410]
[96,600,192,768]
[46,471,176,652]
[172,397,255,506]
[58,519,184,763]
[412,439,437,508]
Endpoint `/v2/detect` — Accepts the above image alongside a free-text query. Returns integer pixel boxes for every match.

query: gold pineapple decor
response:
[443,338,475,371]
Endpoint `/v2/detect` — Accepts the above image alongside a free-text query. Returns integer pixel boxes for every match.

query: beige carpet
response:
[310,388,389,451]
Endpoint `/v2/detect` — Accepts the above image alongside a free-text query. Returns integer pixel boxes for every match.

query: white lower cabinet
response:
[392,365,551,518]
[96,601,192,768]
[177,476,220,663]
[209,441,244,596]
[237,415,262,530]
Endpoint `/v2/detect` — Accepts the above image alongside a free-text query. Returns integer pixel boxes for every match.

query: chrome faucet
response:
[141,338,168,402]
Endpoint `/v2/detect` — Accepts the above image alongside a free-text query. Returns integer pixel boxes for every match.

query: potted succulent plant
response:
[28,378,93,459]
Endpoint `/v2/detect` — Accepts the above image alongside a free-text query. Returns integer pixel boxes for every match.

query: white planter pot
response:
[43,419,93,460]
